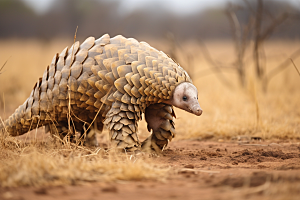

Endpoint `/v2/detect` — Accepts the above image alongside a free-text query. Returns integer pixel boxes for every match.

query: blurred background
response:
[0,0,299,40]
[0,0,300,140]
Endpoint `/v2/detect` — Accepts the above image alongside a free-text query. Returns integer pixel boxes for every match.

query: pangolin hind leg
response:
[79,118,104,147]
[103,101,141,151]
[45,121,74,143]
[45,118,103,146]
[142,103,176,154]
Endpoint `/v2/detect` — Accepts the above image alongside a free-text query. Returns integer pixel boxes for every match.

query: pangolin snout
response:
[192,104,203,116]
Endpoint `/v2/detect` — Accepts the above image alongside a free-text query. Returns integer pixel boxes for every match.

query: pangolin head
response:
[164,82,202,116]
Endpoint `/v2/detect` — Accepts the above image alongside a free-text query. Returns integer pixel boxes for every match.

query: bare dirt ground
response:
[1,139,299,200]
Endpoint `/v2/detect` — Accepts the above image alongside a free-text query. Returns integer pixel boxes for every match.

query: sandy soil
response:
[1,138,300,200]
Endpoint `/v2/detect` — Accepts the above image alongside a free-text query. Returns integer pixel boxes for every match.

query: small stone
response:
[101,186,118,193]
[184,164,195,169]
[200,156,207,160]
[232,161,238,165]
[34,188,48,195]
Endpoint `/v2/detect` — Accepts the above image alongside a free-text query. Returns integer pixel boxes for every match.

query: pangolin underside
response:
[0,34,202,152]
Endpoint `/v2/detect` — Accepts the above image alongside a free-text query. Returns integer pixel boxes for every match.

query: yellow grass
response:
[0,38,299,186]
[0,134,169,187]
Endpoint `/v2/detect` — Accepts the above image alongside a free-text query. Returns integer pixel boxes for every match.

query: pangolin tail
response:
[0,83,47,137]
[1,101,32,136]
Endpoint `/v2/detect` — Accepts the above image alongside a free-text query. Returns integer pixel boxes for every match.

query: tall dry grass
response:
[0,38,299,186]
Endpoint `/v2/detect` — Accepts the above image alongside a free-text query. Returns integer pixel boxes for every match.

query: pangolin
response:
[0,34,202,152]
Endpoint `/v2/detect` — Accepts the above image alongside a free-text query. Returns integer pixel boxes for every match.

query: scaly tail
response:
[0,79,47,136]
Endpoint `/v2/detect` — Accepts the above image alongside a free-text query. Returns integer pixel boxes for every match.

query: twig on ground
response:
[80,148,103,158]
[238,143,268,147]
[179,168,220,174]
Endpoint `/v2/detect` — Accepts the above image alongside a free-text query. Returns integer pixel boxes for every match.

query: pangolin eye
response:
[182,96,187,101]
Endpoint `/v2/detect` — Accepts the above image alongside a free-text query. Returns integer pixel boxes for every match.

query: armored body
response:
[0,34,202,152]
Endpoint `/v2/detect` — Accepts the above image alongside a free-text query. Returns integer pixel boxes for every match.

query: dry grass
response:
[0,134,168,187]
[0,38,299,187]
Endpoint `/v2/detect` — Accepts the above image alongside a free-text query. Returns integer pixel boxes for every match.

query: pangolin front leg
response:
[142,103,176,153]
[103,101,141,151]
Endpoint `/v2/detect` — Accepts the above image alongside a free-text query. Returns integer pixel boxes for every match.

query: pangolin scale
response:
[0,34,202,152]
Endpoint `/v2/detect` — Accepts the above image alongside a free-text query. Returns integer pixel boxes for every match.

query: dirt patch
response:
[1,140,300,200]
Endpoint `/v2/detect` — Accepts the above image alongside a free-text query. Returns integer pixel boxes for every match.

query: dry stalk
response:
[0,116,8,134]
[67,26,78,140]
[27,117,35,136]
[197,40,234,89]
[45,113,69,147]
[70,109,89,124]
[0,57,10,75]
[250,79,262,135]
[263,48,300,91]
[84,86,113,134]
[253,0,264,79]
[253,0,289,79]
[226,2,254,87]
[1,93,5,117]
[253,86,260,131]
[290,58,300,77]
[34,118,40,142]
[166,33,196,80]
